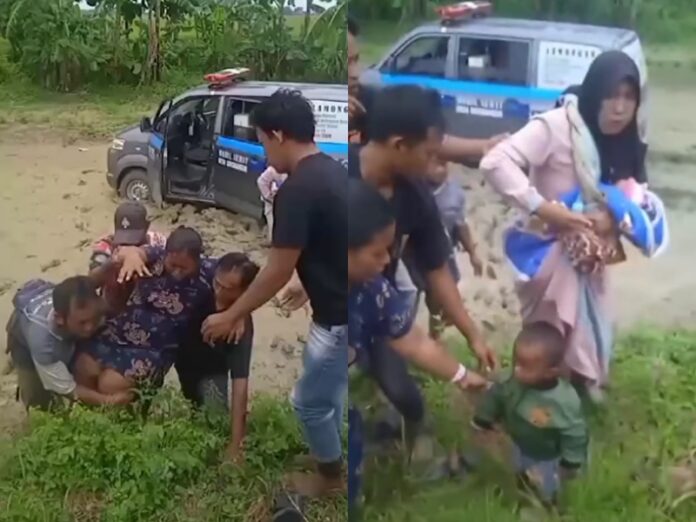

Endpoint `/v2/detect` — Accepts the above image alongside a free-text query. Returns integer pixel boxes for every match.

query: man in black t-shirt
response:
[347,83,498,439]
[201,89,347,497]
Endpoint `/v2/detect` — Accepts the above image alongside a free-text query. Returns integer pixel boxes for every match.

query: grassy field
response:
[357,329,696,521]
[1,18,695,142]
[0,13,320,141]
[0,391,345,522]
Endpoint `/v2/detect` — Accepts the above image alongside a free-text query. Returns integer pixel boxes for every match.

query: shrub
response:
[0,389,338,522]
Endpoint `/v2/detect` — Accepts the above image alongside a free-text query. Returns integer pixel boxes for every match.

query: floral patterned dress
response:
[83,248,215,383]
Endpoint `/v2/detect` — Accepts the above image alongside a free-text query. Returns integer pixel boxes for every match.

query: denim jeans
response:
[291,322,347,463]
[513,446,561,503]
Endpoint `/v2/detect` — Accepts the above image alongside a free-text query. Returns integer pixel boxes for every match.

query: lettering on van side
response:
[454,95,551,120]
[218,149,249,172]
[455,97,504,118]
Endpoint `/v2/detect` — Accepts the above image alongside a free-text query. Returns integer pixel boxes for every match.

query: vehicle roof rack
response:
[436,1,493,26]
[204,67,251,90]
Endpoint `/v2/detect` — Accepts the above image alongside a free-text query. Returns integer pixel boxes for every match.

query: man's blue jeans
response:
[291,322,347,463]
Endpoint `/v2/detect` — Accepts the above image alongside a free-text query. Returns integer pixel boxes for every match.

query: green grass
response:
[0,14,323,140]
[356,328,696,521]
[1,17,694,141]
[0,390,345,522]
[0,71,202,140]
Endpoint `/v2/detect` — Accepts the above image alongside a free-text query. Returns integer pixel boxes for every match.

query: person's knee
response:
[291,388,336,424]
[73,352,101,387]
[97,369,133,395]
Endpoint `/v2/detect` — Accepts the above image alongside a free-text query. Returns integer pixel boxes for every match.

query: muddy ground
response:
[1,72,695,434]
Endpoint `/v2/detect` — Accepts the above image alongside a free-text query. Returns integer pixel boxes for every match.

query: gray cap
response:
[113,202,149,246]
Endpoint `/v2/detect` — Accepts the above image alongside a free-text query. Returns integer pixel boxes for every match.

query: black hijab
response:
[576,50,647,184]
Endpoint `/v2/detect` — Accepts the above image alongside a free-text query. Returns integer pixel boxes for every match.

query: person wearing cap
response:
[90,202,167,314]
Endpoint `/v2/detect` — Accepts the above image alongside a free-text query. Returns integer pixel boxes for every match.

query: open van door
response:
[146,98,172,206]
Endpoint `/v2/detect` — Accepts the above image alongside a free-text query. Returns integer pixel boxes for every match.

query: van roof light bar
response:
[204,68,251,90]
[436,2,493,26]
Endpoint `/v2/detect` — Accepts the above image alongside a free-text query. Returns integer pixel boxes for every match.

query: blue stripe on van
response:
[217,136,348,157]
[380,73,563,102]
[150,133,164,150]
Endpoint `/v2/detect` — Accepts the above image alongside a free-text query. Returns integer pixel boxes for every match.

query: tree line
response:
[0,0,346,91]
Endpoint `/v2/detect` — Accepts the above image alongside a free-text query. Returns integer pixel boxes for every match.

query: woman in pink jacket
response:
[480,51,659,403]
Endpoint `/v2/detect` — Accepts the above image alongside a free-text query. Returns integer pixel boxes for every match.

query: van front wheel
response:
[119,169,152,202]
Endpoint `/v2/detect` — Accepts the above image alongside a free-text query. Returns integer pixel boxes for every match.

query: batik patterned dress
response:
[83,248,215,383]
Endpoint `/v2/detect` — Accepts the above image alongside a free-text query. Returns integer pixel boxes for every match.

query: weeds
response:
[358,328,696,521]
[0,388,345,522]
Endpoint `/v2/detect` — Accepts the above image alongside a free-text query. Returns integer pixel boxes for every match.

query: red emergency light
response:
[437,2,493,25]
[204,67,251,89]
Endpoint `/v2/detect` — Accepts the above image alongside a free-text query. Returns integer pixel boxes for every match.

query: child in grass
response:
[406,157,483,340]
[470,322,588,505]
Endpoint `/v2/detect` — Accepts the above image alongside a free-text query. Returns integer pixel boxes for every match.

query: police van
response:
[106,68,347,220]
[367,1,648,141]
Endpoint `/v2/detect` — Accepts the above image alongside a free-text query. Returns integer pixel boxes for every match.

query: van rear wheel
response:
[119,169,151,202]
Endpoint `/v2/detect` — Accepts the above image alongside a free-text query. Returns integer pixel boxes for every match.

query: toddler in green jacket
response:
[471,322,588,504]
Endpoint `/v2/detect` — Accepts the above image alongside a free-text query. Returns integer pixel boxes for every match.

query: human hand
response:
[278,281,309,312]
[456,369,489,391]
[115,246,150,283]
[201,311,240,345]
[536,201,593,233]
[483,132,509,155]
[587,207,615,236]
[107,390,133,406]
[227,318,246,344]
[470,336,498,373]
[469,253,484,277]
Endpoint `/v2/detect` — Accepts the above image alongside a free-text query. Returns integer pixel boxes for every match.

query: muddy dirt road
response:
[0,72,694,433]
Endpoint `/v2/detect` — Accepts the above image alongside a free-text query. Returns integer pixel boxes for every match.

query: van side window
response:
[223,98,260,142]
[390,36,449,77]
[457,38,530,86]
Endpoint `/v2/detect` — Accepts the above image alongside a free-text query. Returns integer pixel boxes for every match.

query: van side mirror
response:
[140,116,152,132]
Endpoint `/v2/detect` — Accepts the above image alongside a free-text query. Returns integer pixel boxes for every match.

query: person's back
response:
[9,280,71,373]
[7,276,104,409]
[276,152,347,326]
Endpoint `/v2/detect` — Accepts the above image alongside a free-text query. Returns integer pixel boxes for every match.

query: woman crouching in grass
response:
[347,178,488,515]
